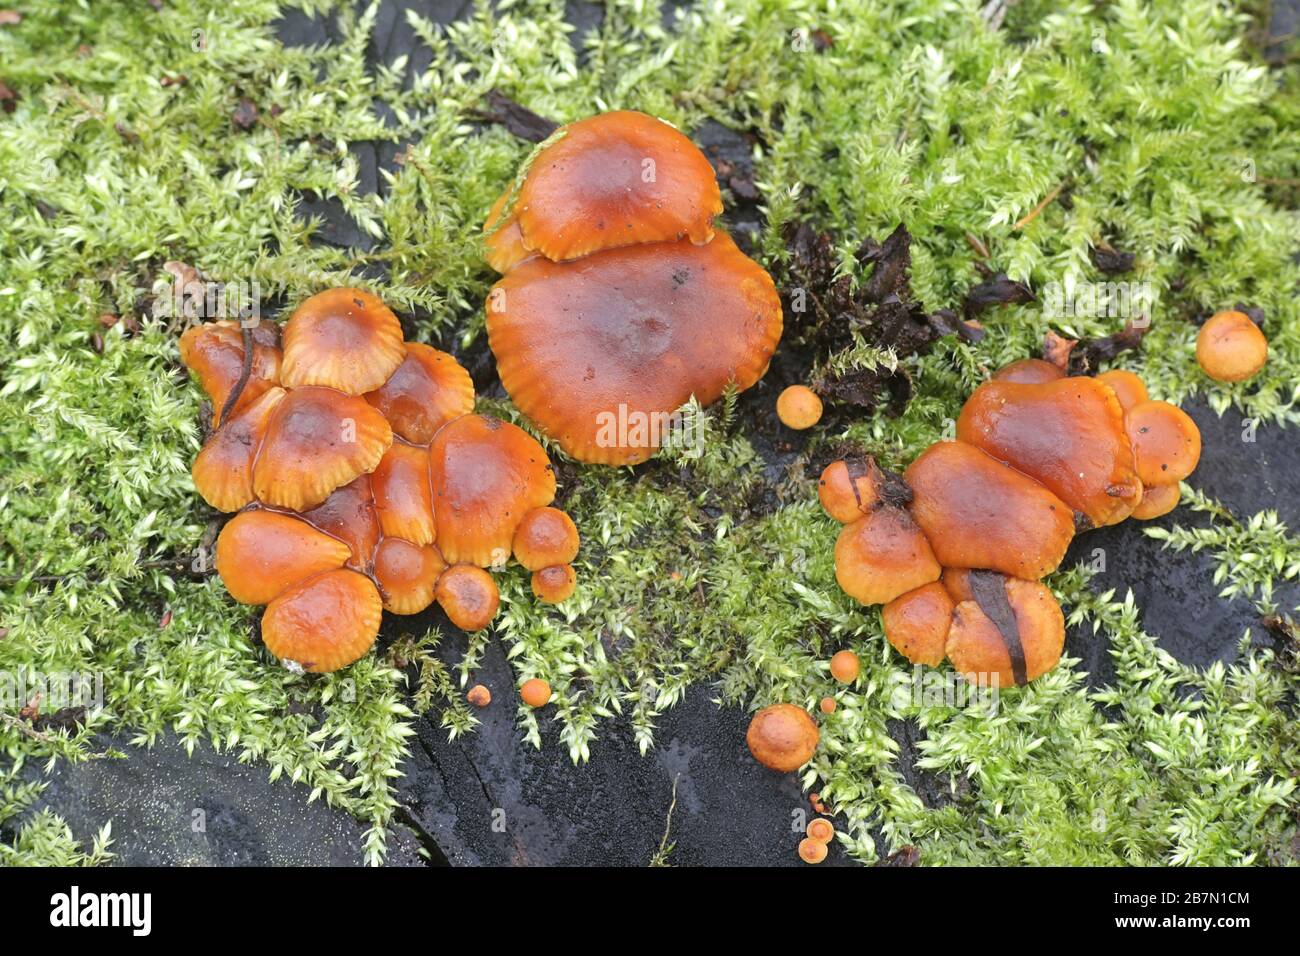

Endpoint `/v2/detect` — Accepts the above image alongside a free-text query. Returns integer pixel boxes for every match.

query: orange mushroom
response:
[992,358,1065,384]
[179,320,282,426]
[508,110,722,262]
[299,475,381,573]
[280,288,406,395]
[944,572,1065,687]
[957,377,1141,527]
[881,582,954,667]
[776,385,823,430]
[215,509,350,606]
[1197,310,1268,382]
[1096,368,1148,413]
[467,684,492,708]
[806,818,835,844]
[834,506,941,606]
[817,457,892,523]
[1125,400,1201,487]
[1132,480,1180,520]
[746,703,820,772]
[940,567,975,604]
[483,189,534,275]
[829,650,861,684]
[486,232,782,464]
[797,838,828,864]
[905,441,1075,580]
[531,564,576,604]
[435,564,501,631]
[261,569,383,673]
[373,537,446,615]
[428,414,557,567]
[370,440,436,547]
[520,677,552,708]
[252,385,393,512]
[191,386,285,512]
[364,342,475,444]
[512,506,580,570]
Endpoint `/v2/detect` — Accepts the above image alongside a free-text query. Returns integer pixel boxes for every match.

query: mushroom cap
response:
[1197,310,1268,382]
[467,684,492,707]
[483,189,533,274]
[1132,480,1180,520]
[215,509,350,605]
[834,506,941,606]
[818,458,889,523]
[261,569,382,673]
[364,342,475,445]
[531,564,577,604]
[945,574,1065,687]
[428,414,557,567]
[776,385,823,430]
[435,564,501,631]
[280,288,406,395]
[1096,368,1148,413]
[512,110,722,262]
[253,385,393,512]
[819,697,837,715]
[957,377,1141,526]
[191,386,286,512]
[299,475,381,573]
[373,537,446,615]
[512,506,580,571]
[371,440,436,547]
[1125,400,1201,486]
[745,703,820,772]
[486,231,782,464]
[991,358,1064,384]
[940,567,976,604]
[829,650,861,683]
[806,818,835,844]
[797,838,828,864]
[179,320,282,425]
[520,677,552,708]
[905,441,1075,580]
[882,582,954,667]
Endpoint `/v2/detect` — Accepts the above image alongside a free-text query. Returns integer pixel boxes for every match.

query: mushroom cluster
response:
[180,288,580,673]
[820,361,1202,686]
[482,110,784,464]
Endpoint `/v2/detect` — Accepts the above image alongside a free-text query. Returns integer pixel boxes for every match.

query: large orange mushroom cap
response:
[991,358,1065,385]
[510,110,722,262]
[905,441,1075,580]
[371,440,436,547]
[299,475,381,573]
[252,385,393,512]
[179,320,282,425]
[373,537,446,615]
[428,414,557,567]
[261,569,383,673]
[191,386,285,512]
[214,509,350,605]
[956,377,1141,527]
[1125,400,1202,487]
[364,343,475,445]
[944,574,1065,687]
[280,288,406,395]
[834,506,941,606]
[487,231,782,464]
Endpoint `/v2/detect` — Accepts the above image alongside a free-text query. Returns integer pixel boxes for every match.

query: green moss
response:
[1,0,1297,865]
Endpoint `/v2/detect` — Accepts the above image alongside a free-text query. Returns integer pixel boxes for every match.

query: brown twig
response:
[215,325,254,430]
[1013,181,1066,230]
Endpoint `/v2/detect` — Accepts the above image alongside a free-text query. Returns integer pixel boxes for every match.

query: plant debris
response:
[231,98,258,131]
[1044,321,1150,375]
[470,89,558,143]
[963,273,1034,319]
[1090,243,1136,275]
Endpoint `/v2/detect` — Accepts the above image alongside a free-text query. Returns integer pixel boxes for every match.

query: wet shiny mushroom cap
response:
[487,231,782,464]
[904,441,1075,580]
[191,386,285,512]
[991,358,1065,385]
[179,320,282,425]
[214,509,350,606]
[834,506,941,606]
[531,564,577,604]
[944,573,1065,687]
[957,377,1141,527]
[483,189,533,274]
[1196,310,1268,383]
[252,385,393,512]
[299,475,381,573]
[373,537,446,615]
[1095,368,1148,413]
[1132,480,1180,520]
[436,564,501,631]
[428,414,557,567]
[746,703,820,773]
[260,569,383,673]
[882,581,954,667]
[364,343,475,445]
[512,506,580,571]
[280,288,406,395]
[371,440,436,547]
[1125,400,1202,487]
[510,110,722,262]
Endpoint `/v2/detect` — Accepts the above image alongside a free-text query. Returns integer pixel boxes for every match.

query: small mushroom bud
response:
[829,650,860,683]
[1125,400,1201,487]
[834,507,941,606]
[1197,310,1268,382]
[1096,368,1148,413]
[817,457,889,523]
[798,837,828,864]
[520,678,552,708]
[776,385,823,430]
[531,564,576,604]
[1132,481,1180,520]
[467,684,492,708]
[944,572,1065,687]
[806,818,835,843]
[882,582,954,667]
[992,358,1065,384]
[513,507,580,571]
[746,703,819,772]
[435,564,501,631]
[819,697,837,715]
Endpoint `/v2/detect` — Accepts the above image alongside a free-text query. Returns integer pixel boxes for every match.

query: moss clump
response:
[1,0,1297,865]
